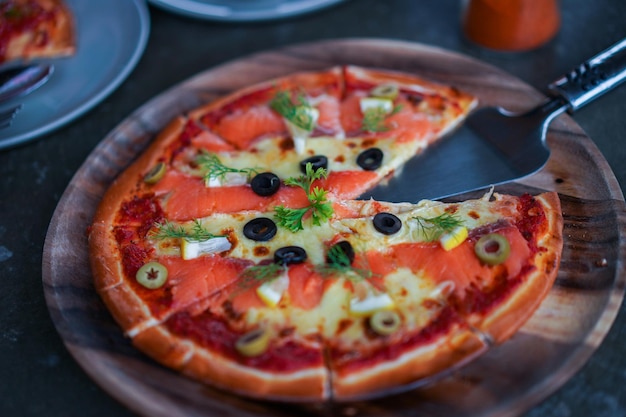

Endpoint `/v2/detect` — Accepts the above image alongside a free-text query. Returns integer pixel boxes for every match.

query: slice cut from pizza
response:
[0,0,75,64]
[323,191,563,398]
[88,65,563,401]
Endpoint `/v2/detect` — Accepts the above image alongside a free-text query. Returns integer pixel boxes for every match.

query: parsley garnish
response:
[361,104,402,133]
[196,151,259,185]
[151,219,225,241]
[274,163,334,232]
[270,90,316,131]
[411,213,464,242]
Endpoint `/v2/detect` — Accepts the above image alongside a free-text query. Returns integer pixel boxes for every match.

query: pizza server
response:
[368,38,626,202]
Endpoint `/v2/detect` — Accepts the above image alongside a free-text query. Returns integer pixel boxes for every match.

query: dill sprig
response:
[270,90,316,131]
[411,213,464,242]
[361,104,402,133]
[316,245,372,281]
[196,151,259,184]
[151,219,225,241]
[232,262,287,297]
[274,163,334,232]
[240,262,286,282]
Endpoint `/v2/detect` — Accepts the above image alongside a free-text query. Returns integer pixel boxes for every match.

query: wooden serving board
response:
[42,39,626,417]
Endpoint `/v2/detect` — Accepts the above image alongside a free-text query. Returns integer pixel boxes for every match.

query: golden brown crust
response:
[344,65,476,106]
[90,116,187,227]
[470,191,563,343]
[131,323,329,400]
[331,326,487,400]
[182,350,328,400]
[187,66,344,123]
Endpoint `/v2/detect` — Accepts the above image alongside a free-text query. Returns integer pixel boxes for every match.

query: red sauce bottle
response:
[462,0,561,51]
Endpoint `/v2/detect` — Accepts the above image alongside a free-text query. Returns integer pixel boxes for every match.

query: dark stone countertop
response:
[1,1,625,416]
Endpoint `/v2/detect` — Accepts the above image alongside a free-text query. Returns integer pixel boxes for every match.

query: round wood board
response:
[43,39,626,417]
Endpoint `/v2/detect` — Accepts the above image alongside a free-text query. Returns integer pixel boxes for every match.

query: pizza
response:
[0,0,75,64]
[88,65,563,401]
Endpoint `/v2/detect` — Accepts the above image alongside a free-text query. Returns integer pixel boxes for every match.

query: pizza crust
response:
[331,326,487,400]
[182,348,329,401]
[131,322,330,400]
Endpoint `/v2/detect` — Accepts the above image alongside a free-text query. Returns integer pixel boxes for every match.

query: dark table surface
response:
[2,1,626,416]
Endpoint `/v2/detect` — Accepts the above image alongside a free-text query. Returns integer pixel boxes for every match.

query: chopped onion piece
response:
[206,172,249,187]
[360,97,393,114]
[284,107,319,154]
[256,271,289,308]
[430,280,456,299]
[181,236,231,260]
[349,291,394,317]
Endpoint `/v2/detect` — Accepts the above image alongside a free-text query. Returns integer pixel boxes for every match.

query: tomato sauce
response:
[166,119,202,160]
[117,195,164,228]
[166,311,323,371]
[515,194,546,250]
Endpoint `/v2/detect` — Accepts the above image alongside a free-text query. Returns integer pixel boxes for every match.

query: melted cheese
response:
[149,192,521,346]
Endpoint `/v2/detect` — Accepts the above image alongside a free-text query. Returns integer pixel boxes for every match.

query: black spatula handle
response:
[548,38,626,112]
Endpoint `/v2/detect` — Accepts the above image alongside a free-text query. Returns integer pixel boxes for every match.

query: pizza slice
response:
[0,0,75,64]
[341,65,475,141]
[321,190,563,398]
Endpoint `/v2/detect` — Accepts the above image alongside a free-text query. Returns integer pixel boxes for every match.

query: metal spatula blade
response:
[367,38,626,202]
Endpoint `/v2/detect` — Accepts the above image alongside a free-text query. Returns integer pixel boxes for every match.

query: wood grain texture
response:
[42,39,626,417]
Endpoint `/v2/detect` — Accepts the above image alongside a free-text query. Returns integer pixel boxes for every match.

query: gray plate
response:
[0,0,150,151]
[148,0,346,21]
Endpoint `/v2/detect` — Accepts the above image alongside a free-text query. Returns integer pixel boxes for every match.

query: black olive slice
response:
[357,148,384,171]
[243,218,277,242]
[373,212,402,235]
[299,155,328,173]
[274,246,307,265]
[250,172,280,197]
[327,241,355,266]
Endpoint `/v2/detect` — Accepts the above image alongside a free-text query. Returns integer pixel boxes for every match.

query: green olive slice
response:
[369,310,401,336]
[235,328,270,357]
[474,233,511,265]
[135,261,168,289]
[370,83,399,100]
[143,162,167,184]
